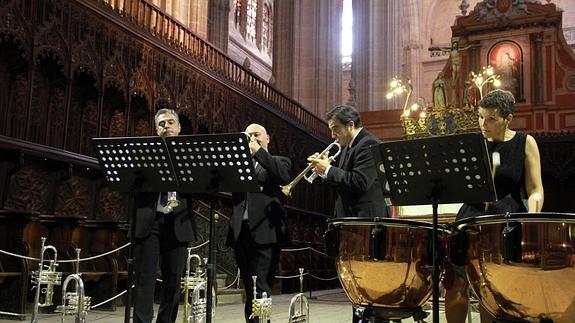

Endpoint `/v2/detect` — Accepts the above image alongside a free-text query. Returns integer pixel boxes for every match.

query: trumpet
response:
[189,281,210,323]
[249,276,272,323]
[56,274,91,322]
[182,249,214,323]
[288,268,309,323]
[31,237,63,323]
[281,141,342,197]
[56,248,91,323]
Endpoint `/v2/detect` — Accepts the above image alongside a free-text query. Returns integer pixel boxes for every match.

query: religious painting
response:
[488,41,523,100]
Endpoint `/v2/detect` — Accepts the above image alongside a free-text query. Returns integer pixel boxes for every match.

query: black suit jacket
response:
[134,192,196,242]
[227,148,291,246]
[325,128,389,218]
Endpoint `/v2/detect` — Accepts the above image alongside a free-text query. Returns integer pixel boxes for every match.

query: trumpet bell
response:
[288,293,309,323]
[55,273,90,323]
[280,141,341,197]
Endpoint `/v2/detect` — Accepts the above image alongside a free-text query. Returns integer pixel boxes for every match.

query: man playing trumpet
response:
[308,105,389,323]
[227,123,292,323]
[309,105,389,219]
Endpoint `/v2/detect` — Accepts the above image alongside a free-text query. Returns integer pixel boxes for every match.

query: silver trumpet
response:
[281,141,341,197]
[55,274,90,323]
[249,275,272,323]
[189,281,209,323]
[55,249,91,323]
[181,249,213,323]
[288,268,309,323]
[31,237,63,323]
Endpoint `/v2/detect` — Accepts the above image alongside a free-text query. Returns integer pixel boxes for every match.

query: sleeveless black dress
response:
[456,131,528,220]
[450,132,528,266]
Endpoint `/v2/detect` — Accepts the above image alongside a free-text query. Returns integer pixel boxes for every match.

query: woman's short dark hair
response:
[478,89,515,118]
[326,105,362,128]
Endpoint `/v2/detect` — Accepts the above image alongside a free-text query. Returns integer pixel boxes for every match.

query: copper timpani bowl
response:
[325,217,449,320]
[454,213,575,322]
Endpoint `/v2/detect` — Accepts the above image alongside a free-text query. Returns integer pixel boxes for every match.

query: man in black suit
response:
[309,105,389,323]
[309,105,388,219]
[227,123,291,323]
[133,108,196,323]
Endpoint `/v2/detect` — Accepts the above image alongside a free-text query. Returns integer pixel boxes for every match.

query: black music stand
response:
[164,133,258,323]
[371,132,496,323]
[93,133,258,323]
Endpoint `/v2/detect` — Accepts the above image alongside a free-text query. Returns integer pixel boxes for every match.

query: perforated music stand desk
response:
[371,132,496,323]
[93,133,258,323]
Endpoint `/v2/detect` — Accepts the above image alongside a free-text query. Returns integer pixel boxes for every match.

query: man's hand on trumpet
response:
[248,135,262,156]
[307,151,330,176]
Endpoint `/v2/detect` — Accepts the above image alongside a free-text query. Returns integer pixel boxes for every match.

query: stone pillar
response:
[272,0,343,118]
[352,0,402,111]
[208,0,230,52]
[402,0,422,103]
[533,32,544,105]
[187,0,209,39]
[272,0,294,96]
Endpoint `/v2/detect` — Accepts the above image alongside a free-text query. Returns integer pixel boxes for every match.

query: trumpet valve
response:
[55,294,91,315]
[181,275,203,289]
[251,291,272,321]
[251,299,261,316]
[304,172,318,184]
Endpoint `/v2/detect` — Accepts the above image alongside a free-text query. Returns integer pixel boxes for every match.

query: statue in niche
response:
[432,71,448,108]
[463,73,479,108]
[430,37,479,105]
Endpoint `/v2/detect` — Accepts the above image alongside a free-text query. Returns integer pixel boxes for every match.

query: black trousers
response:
[234,221,281,323]
[133,214,187,323]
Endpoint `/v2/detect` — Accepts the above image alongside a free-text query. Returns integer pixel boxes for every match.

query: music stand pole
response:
[206,197,217,323]
[125,193,137,323]
[431,185,440,323]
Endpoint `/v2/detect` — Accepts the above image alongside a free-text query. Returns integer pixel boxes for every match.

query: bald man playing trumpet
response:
[226,123,292,323]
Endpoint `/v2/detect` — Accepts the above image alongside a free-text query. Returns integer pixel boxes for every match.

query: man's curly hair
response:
[478,89,515,118]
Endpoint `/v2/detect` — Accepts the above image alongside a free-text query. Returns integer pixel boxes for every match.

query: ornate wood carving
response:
[30,50,66,146]
[0,34,29,140]
[109,110,126,137]
[4,165,51,213]
[53,175,94,218]
[94,186,127,222]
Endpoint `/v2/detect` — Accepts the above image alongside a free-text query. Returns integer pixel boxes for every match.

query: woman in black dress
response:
[444,89,544,323]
